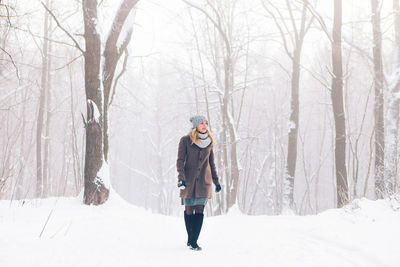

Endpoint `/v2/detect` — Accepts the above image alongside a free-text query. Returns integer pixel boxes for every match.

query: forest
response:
[1,0,400,217]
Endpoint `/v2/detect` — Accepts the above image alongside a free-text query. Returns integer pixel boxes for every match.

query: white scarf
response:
[195,132,211,148]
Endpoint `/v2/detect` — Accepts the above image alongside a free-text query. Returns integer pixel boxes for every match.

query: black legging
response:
[185,205,204,215]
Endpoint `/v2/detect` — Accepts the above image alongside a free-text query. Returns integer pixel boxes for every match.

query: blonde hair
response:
[189,128,214,146]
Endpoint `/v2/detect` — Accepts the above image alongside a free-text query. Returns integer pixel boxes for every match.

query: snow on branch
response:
[109,48,129,107]
[105,0,138,51]
[301,0,333,43]
[87,99,101,124]
[117,8,136,54]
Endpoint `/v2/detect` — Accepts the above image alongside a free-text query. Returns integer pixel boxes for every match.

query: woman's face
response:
[196,120,208,134]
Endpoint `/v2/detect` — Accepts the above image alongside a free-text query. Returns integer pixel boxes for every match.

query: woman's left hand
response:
[178,180,186,189]
[215,184,221,192]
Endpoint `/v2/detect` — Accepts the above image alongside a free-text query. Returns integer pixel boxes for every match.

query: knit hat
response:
[190,115,207,129]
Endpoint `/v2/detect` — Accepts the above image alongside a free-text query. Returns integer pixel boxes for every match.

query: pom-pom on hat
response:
[190,115,207,129]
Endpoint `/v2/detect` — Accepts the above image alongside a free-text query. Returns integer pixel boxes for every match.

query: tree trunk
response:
[43,13,53,197]
[36,1,50,198]
[332,0,349,208]
[219,125,229,213]
[223,57,240,211]
[387,0,400,195]
[102,0,137,162]
[371,0,385,199]
[262,0,310,212]
[15,87,28,199]
[69,65,82,195]
[82,0,138,205]
[59,127,68,196]
[228,125,239,210]
[83,0,109,205]
[284,48,301,210]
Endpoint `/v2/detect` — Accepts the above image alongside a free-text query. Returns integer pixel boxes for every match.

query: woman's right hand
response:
[177,180,186,189]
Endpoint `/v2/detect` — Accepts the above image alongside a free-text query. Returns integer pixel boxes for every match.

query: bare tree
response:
[261,0,313,212]
[183,0,243,212]
[43,0,139,204]
[331,0,348,207]
[36,0,51,198]
[0,1,19,79]
[370,0,385,199]
[82,0,138,204]
[43,12,53,197]
[387,0,400,195]
[68,64,82,195]
[102,4,135,162]
[307,0,349,207]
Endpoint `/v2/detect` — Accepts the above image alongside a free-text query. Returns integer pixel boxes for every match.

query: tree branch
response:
[298,0,309,40]
[261,0,293,59]
[0,46,20,80]
[183,0,231,56]
[118,25,133,55]
[55,54,83,70]
[41,2,85,54]
[105,0,139,53]
[301,0,333,43]
[265,0,295,47]
[3,3,12,27]
[343,37,373,62]
[109,48,129,107]
[286,0,299,41]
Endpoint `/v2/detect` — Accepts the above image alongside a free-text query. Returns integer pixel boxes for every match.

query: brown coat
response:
[176,134,220,199]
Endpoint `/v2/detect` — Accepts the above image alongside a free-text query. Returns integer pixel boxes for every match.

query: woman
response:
[176,115,221,251]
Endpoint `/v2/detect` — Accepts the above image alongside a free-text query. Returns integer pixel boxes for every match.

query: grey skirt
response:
[181,197,208,206]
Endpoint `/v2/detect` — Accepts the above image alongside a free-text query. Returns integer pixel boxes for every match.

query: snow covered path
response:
[0,195,399,267]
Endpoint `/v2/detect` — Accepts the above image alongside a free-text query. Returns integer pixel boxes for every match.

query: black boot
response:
[184,211,193,246]
[190,213,204,251]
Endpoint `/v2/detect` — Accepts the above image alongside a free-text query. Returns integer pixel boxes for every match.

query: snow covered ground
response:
[1,193,399,267]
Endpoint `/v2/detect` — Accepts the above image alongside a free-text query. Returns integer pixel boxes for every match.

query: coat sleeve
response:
[176,136,187,181]
[209,148,220,185]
